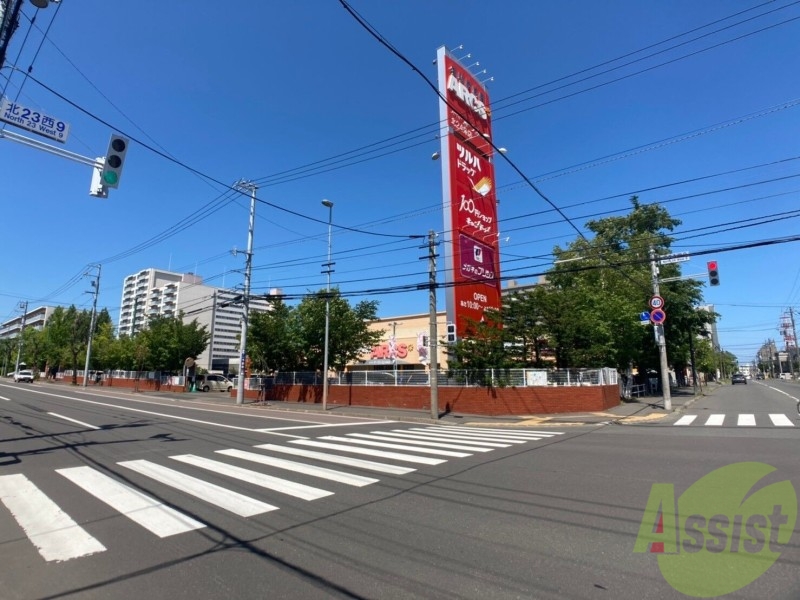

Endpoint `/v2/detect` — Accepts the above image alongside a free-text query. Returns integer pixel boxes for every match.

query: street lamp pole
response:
[322,199,334,410]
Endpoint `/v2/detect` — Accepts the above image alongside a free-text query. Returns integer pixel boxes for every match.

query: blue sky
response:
[1,0,799,366]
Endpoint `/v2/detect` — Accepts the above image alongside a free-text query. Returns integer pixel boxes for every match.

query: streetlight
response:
[321,199,334,410]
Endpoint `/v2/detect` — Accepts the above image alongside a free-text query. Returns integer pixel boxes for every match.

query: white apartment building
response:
[0,305,56,339]
[118,268,272,373]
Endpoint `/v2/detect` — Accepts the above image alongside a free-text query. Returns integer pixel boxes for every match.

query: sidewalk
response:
[97,381,718,427]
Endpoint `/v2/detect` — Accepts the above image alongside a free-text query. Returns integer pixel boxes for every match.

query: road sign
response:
[659,252,690,265]
[649,295,664,309]
[0,98,70,144]
[650,308,666,324]
[640,311,650,322]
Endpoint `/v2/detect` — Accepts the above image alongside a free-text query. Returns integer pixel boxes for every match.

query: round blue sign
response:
[650,308,666,324]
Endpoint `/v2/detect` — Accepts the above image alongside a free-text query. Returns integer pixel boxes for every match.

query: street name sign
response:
[659,252,690,265]
[0,98,70,144]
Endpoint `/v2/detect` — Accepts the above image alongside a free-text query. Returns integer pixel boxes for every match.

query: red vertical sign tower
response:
[436,45,502,340]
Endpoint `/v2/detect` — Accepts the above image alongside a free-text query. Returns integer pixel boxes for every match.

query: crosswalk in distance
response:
[673,414,796,427]
[0,425,564,563]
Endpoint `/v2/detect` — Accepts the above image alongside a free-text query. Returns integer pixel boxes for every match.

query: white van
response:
[195,374,233,392]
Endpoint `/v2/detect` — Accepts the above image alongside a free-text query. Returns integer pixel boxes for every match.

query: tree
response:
[139,313,209,372]
[294,289,384,372]
[248,297,303,373]
[446,309,511,383]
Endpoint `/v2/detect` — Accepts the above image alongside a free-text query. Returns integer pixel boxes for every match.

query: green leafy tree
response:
[294,289,384,371]
[139,313,209,372]
[247,297,303,373]
[446,310,511,383]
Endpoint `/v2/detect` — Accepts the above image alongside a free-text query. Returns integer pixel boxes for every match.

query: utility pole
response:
[391,322,399,385]
[790,308,799,380]
[649,247,671,411]
[82,264,101,387]
[234,180,257,405]
[427,230,439,419]
[13,300,28,375]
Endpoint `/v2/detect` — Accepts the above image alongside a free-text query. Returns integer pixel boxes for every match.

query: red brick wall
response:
[246,384,620,415]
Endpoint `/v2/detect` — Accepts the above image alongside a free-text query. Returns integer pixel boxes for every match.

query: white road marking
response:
[388,430,510,447]
[737,414,756,427]
[673,415,698,426]
[0,474,106,562]
[258,421,398,432]
[430,425,560,438]
[57,466,204,538]
[47,412,101,430]
[407,429,521,445]
[118,459,278,517]
[0,395,10,401]
[705,414,725,426]
[319,435,471,457]
[769,414,795,427]
[254,444,416,475]
[351,432,495,452]
[216,449,378,487]
[170,455,332,500]
[289,440,446,465]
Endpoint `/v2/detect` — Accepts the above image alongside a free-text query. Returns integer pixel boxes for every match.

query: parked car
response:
[195,374,233,392]
[731,372,747,385]
[756,373,765,380]
[13,369,34,383]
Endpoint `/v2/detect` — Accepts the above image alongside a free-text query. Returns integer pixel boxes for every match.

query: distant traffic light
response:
[101,134,129,188]
[707,260,720,286]
[446,323,456,344]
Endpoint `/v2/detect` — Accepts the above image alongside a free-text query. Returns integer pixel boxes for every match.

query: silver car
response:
[14,370,34,383]
[195,374,233,392]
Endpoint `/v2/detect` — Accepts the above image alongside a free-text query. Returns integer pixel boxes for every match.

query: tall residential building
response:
[0,305,55,339]
[118,268,272,373]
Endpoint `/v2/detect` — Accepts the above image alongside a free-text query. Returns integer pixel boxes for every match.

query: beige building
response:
[355,312,450,371]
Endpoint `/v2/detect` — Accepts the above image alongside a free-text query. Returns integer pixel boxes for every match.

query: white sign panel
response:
[659,253,690,265]
[0,98,70,144]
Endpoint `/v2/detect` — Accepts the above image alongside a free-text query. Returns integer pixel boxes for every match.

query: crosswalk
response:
[0,425,563,563]
[673,413,796,427]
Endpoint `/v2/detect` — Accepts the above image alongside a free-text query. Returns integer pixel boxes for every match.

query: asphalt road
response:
[1,380,799,599]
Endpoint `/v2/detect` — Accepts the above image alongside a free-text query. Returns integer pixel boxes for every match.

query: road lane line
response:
[407,429,523,444]
[705,414,725,426]
[289,440,446,465]
[353,432,495,452]
[389,430,510,447]
[319,435,472,457]
[0,474,106,562]
[47,412,101,430]
[258,421,398,432]
[737,414,756,427]
[430,426,560,438]
[170,455,333,500]
[769,414,795,427]
[118,459,279,517]
[254,444,416,475]
[56,466,204,538]
[216,449,379,487]
[0,395,10,401]
[674,415,698,426]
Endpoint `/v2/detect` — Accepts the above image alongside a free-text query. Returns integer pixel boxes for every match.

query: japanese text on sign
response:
[0,98,70,144]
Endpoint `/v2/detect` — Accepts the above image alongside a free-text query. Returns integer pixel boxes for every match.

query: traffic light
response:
[707,260,720,286]
[446,323,456,344]
[421,335,429,347]
[101,134,129,188]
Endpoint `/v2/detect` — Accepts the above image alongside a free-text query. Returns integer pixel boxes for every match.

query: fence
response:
[236,368,618,389]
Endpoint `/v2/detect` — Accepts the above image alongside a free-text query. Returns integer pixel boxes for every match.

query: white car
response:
[13,370,34,383]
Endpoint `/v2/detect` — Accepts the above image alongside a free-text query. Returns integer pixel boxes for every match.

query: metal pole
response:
[392,322,398,385]
[82,265,101,387]
[790,308,799,380]
[321,199,334,410]
[649,247,671,411]
[13,300,28,375]
[234,180,257,405]
[428,230,439,419]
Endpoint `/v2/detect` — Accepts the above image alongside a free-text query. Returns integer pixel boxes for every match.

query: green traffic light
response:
[102,171,119,185]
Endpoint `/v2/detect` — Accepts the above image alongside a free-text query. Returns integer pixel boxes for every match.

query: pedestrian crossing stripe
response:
[674,414,796,427]
[0,424,562,562]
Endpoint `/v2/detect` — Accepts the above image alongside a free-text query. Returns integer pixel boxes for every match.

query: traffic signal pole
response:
[649,247,672,411]
[233,180,257,406]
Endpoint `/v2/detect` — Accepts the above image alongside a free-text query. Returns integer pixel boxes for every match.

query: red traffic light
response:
[707,260,717,270]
